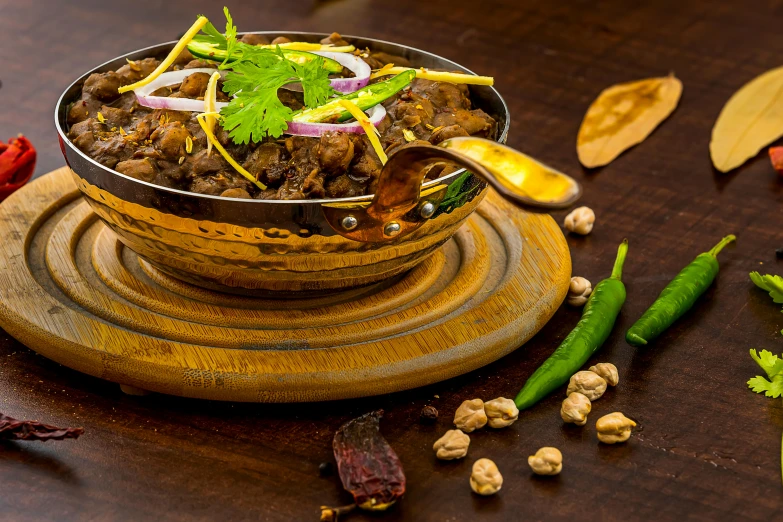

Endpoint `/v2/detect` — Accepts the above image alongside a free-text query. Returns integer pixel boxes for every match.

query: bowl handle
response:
[322,137,582,243]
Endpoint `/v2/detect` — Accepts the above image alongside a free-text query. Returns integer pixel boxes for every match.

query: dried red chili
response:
[0,135,36,201]
[769,146,783,176]
[331,410,405,512]
[0,413,83,441]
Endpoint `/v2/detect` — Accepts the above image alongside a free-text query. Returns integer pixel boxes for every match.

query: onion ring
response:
[284,52,371,94]
[285,104,386,137]
[133,68,229,112]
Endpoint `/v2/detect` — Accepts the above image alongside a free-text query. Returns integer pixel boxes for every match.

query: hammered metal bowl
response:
[55,33,509,294]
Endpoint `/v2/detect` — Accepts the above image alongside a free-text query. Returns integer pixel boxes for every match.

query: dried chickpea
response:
[433,429,470,460]
[528,447,563,476]
[564,206,595,235]
[566,370,607,401]
[567,276,593,307]
[470,458,503,495]
[484,397,519,428]
[589,362,619,387]
[596,412,636,444]
[453,399,487,433]
[561,392,591,426]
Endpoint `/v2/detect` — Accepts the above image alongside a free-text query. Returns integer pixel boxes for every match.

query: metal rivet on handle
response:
[341,215,358,231]
[384,221,401,237]
[419,201,436,219]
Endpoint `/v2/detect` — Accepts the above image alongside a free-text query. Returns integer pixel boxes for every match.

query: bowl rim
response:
[55,31,510,205]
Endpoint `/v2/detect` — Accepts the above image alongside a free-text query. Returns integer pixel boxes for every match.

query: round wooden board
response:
[0,167,571,402]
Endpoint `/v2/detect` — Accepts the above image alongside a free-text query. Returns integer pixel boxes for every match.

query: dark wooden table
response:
[2,0,783,520]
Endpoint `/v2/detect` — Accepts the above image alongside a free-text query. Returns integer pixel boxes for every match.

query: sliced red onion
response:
[284,52,371,94]
[314,51,371,93]
[285,104,386,137]
[132,68,229,112]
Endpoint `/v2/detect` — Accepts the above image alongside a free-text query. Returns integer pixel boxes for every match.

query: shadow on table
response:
[0,440,81,485]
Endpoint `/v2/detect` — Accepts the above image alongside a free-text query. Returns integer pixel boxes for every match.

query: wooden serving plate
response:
[0,167,571,402]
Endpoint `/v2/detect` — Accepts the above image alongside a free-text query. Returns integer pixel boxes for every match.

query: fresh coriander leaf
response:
[749,376,776,396]
[289,55,334,108]
[200,19,225,42]
[750,348,783,379]
[204,8,335,143]
[221,88,293,143]
[221,7,238,67]
[748,375,783,398]
[218,46,334,143]
[750,272,783,305]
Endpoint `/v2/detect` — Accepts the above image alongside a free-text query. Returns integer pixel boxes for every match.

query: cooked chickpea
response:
[567,276,593,306]
[589,362,619,387]
[596,412,636,444]
[528,447,563,476]
[561,392,591,426]
[433,429,470,460]
[470,458,503,495]
[483,397,519,428]
[564,206,595,235]
[453,399,487,433]
[566,370,607,401]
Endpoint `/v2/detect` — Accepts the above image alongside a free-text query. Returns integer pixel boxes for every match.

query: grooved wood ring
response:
[0,168,571,402]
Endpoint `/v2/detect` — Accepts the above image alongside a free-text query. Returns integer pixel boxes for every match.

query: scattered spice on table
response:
[0,413,83,441]
[515,239,629,410]
[0,135,36,202]
[626,234,736,347]
[323,410,405,520]
[419,405,438,424]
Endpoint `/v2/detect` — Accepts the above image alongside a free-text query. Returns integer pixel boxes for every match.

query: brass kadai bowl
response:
[54,33,568,294]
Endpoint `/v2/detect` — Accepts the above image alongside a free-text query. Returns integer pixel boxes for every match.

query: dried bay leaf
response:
[577,74,683,168]
[710,66,783,173]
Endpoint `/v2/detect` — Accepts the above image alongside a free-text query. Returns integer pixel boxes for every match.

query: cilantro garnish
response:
[751,272,783,304]
[749,349,783,397]
[747,348,783,487]
[197,8,335,144]
[221,7,237,68]
[750,272,783,333]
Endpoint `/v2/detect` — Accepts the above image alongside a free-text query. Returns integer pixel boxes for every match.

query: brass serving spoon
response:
[438,137,581,210]
[323,136,582,242]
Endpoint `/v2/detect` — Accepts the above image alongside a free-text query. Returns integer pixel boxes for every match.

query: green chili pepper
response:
[291,70,416,124]
[514,239,628,410]
[626,234,735,347]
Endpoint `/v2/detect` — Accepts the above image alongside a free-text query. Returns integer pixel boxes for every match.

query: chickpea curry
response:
[66,9,497,201]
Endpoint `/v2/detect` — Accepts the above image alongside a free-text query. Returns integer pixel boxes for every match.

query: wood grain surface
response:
[1,0,783,520]
[0,167,570,402]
